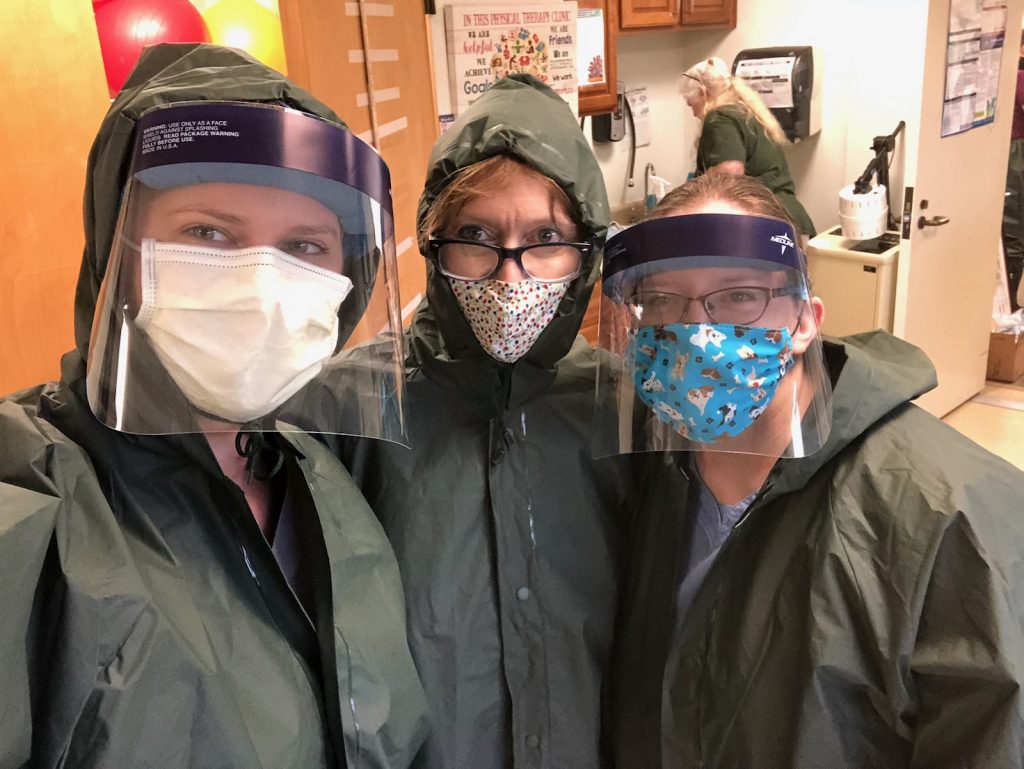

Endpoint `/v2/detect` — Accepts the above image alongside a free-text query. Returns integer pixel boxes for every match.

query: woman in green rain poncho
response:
[600,173,1024,769]
[0,43,427,769]
[330,76,634,769]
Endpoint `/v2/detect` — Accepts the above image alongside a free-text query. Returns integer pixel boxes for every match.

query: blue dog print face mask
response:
[633,323,795,443]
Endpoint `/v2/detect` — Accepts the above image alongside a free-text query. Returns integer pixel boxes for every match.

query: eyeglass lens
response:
[630,287,772,325]
[438,242,582,281]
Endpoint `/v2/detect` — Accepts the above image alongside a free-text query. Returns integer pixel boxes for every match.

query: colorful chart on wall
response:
[92,0,286,97]
[941,0,1007,137]
[444,3,579,116]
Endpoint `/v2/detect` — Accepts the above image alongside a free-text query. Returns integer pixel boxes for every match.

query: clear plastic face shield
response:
[86,102,406,442]
[594,213,832,458]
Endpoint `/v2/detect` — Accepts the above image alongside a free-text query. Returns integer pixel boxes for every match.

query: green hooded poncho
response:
[0,43,427,769]
[611,331,1024,768]
[333,76,634,769]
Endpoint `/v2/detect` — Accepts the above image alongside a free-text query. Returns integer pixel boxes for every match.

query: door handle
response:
[917,215,950,229]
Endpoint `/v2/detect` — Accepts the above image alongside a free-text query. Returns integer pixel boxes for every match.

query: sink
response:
[609,200,645,227]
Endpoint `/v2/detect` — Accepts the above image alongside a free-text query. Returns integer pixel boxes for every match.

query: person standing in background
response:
[331,75,633,769]
[681,56,816,239]
[1001,33,1024,310]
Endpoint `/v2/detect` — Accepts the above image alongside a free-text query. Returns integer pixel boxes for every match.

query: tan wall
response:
[0,0,110,394]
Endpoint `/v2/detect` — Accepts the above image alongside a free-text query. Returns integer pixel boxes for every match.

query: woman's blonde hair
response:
[681,57,789,145]
[421,155,578,239]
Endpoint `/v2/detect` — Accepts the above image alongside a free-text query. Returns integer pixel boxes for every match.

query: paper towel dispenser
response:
[731,46,821,142]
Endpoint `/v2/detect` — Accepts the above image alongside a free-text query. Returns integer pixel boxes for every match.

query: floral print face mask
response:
[448,277,569,363]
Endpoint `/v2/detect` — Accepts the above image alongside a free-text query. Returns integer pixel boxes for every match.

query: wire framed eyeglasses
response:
[627,284,806,325]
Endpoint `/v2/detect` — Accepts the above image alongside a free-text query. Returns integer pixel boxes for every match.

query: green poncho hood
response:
[409,75,610,407]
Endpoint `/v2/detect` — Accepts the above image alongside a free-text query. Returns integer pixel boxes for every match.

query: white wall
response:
[599,0,862,232]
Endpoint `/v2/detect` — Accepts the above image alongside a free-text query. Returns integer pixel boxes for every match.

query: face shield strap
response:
[603,213,804,301]
[235,430,285,482]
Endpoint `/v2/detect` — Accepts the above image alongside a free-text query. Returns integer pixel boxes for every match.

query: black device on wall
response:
[592,81,626,142]
[731,46,820,142]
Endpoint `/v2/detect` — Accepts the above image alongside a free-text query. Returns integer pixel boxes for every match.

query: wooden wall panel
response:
[280,0,438,343]
[362,12,439,320]
[0,0,110,394]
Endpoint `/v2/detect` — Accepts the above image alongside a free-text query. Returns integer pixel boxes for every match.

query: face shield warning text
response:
[140,120,240,154]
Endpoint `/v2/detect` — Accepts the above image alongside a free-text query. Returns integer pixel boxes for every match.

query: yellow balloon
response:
[201,0,287,75]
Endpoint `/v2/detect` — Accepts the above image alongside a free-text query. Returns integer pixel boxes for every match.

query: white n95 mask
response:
[134,239,353,424]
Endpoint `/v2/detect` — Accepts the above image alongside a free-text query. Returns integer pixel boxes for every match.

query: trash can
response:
[805,226,900,337]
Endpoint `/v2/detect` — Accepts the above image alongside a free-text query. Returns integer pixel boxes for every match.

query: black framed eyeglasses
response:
[627,285,806,326]
[428,238,590,283]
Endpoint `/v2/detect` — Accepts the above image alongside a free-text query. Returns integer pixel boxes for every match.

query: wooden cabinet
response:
[620,0,678,29]
[620,0,735,31]
[680,0,735,27]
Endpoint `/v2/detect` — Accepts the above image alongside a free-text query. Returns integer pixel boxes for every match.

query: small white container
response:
[838,183,888,240]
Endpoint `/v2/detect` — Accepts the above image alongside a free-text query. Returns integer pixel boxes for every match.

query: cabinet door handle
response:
[917,215,950,229]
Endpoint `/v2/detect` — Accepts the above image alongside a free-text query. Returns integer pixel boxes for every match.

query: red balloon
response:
[93,0,210,97]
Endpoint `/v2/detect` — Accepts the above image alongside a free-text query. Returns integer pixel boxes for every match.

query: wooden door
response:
[280,0,438,341]
[620,0,678,30]
[679,0,734,27]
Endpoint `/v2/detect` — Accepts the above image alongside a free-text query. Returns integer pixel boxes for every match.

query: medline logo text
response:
[770,233,795,253]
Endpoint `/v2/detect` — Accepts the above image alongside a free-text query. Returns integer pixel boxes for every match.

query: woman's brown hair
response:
[421,155,579,239]
[646,172,795,228]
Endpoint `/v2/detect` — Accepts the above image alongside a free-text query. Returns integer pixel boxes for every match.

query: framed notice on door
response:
[575,0,618,115]
[941,0,1007,137]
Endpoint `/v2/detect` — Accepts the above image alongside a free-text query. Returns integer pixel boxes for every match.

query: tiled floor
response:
[942,373,1024,470]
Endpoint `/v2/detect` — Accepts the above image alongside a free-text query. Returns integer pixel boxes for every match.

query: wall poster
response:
[941,0,1007,137]
[444,3,579,116]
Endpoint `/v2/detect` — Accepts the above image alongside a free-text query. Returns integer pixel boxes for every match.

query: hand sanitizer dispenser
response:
[731,46,821,142]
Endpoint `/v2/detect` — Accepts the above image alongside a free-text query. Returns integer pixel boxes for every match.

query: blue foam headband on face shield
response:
[602,213,805,300]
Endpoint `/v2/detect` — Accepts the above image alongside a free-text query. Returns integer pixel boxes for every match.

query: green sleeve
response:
[0,398,65,766]
[908,502,1024,767]
[0,396,139,768]
[698,110,747,170]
